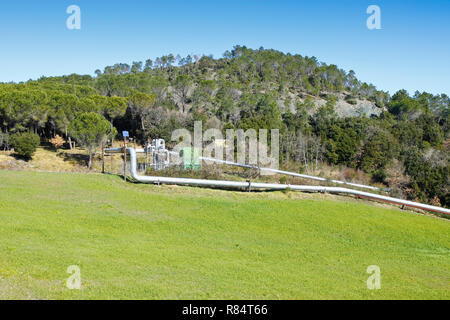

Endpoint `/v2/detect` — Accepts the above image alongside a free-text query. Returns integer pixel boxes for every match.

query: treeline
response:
[0,46,448,207]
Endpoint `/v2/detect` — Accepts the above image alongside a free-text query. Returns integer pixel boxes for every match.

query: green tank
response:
[180,147,201,170]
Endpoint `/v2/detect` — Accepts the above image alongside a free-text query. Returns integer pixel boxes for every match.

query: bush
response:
[49,135,65,150]
[10,132,40,160]
[345,95,358,105]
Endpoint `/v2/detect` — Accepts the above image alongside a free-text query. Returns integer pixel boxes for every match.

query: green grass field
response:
[0,170,448,299]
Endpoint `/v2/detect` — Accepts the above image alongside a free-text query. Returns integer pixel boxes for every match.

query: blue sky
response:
[0,0,449,95]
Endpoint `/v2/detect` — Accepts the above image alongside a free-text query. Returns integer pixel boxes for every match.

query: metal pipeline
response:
[106,147,450,216]
[199,156,381,191]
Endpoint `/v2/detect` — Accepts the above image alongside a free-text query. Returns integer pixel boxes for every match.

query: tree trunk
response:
[66,128,73,150]
[88,153,92,170]
[141,116,145,132]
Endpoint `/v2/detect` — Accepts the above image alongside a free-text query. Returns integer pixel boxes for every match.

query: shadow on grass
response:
[58,151,89,167]
[10,152,32,162]
[41,144,58,152]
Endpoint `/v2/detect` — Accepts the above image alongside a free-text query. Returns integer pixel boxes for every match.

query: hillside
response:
[0,170,448,299]
[0,46,448,207]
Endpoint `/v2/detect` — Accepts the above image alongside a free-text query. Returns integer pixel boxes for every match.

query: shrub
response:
[279,176,288,184]
[10,132,40,160]
[49,135,65,150]
[346,98,358,105]
[345,95,358,105]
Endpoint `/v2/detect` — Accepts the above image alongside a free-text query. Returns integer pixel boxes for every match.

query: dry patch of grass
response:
[0,147,108,173]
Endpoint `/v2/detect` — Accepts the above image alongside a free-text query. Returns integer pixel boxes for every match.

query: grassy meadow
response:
[0,170,448,299]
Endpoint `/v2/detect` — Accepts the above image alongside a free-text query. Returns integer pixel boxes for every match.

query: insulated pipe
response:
[106,148,450,216]
[200,156,380,191]
[151,150,380,191]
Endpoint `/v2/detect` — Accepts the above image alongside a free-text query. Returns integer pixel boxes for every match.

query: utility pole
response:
[123,136,127,181]
[110,140,113,174]
[121,132,130,181]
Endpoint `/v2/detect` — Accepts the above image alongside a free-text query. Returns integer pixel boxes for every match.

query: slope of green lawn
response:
[0,170,448,299]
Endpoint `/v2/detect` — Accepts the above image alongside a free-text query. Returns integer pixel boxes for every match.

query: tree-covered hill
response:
[0,46,448,207]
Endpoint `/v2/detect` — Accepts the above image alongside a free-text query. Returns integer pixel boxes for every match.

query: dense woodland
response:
[0,46,448,207]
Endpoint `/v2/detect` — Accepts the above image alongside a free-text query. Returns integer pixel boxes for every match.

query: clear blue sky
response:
[0,0,449,95]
